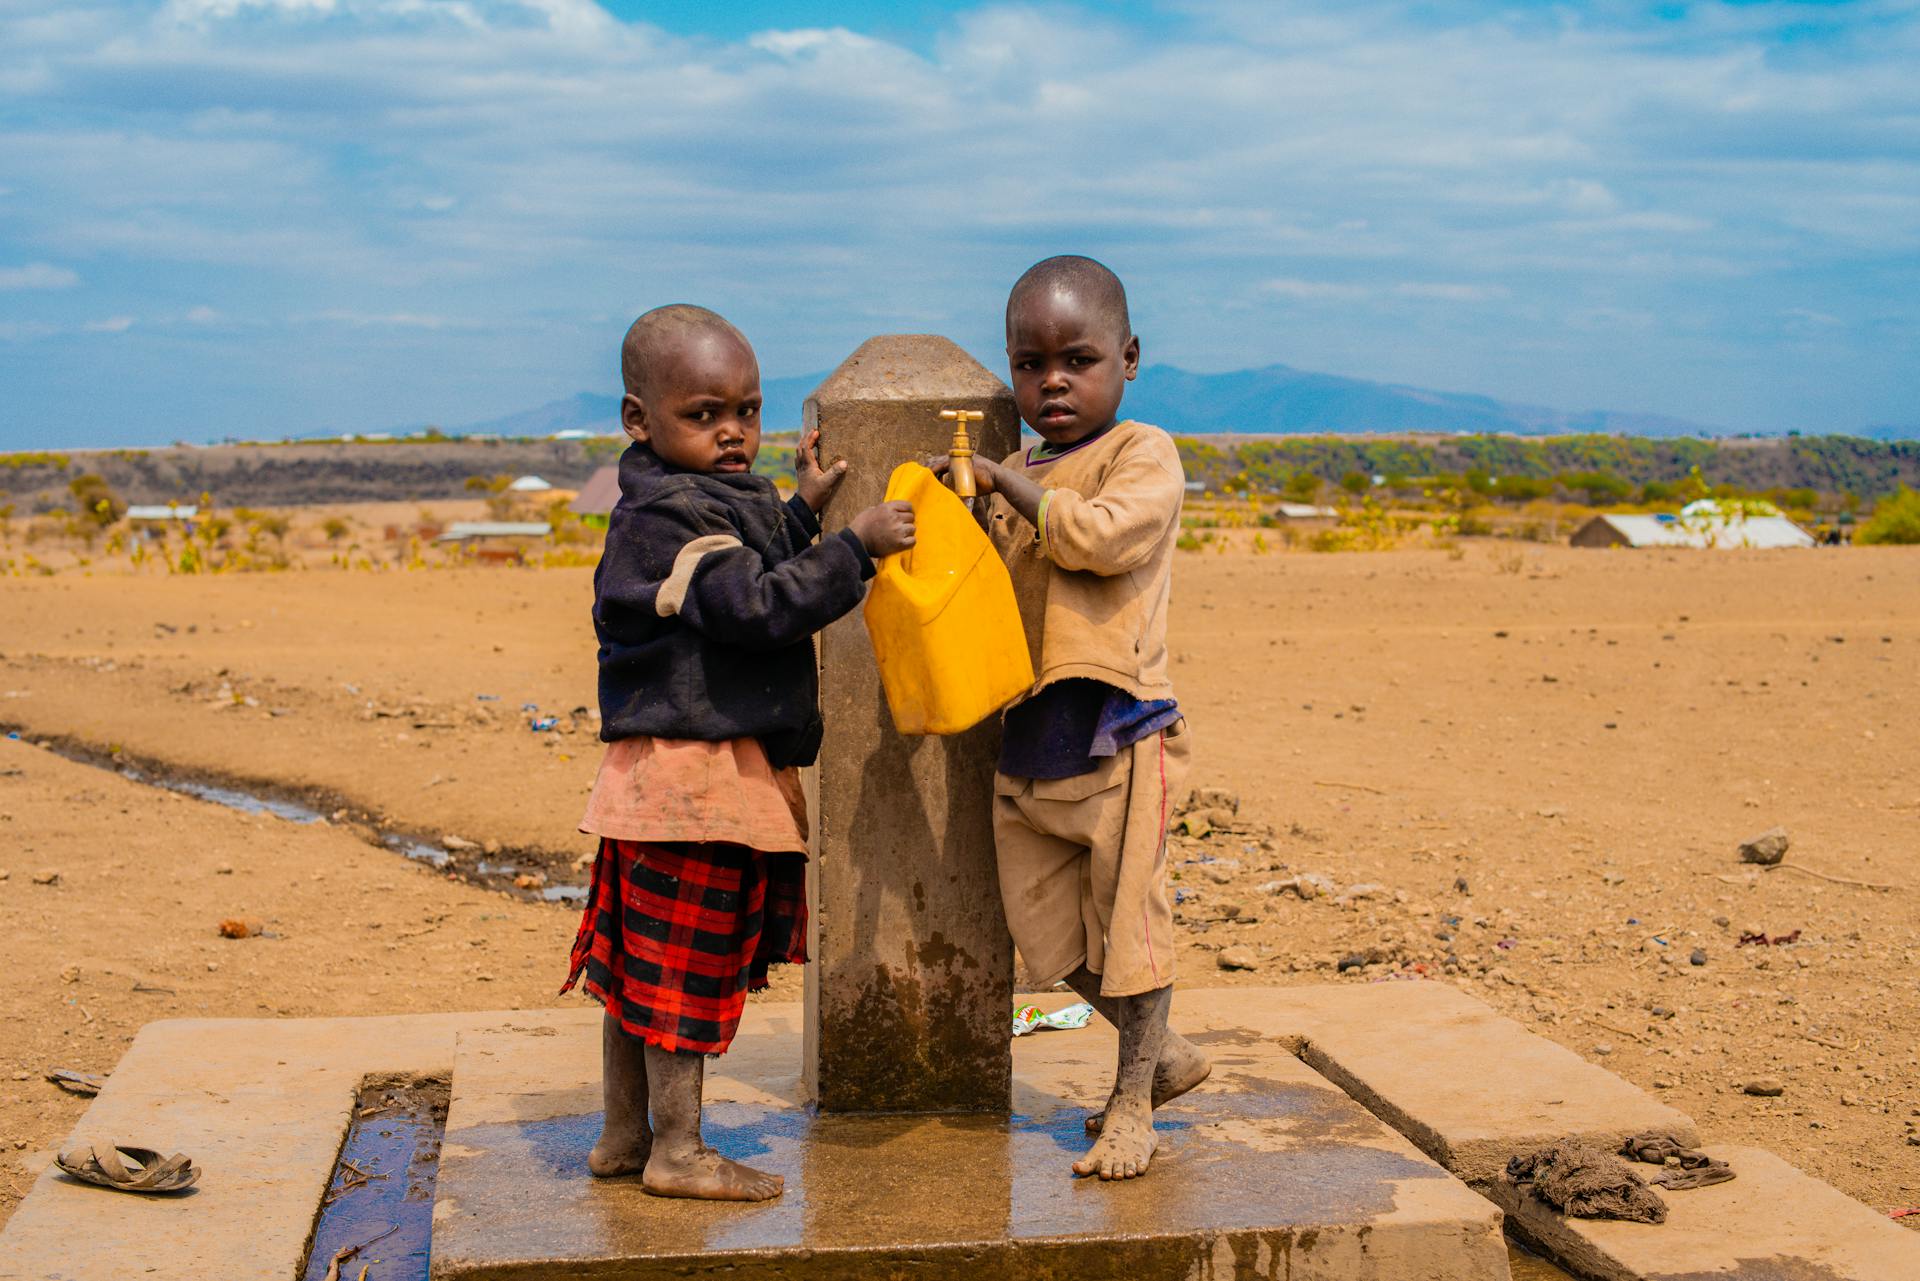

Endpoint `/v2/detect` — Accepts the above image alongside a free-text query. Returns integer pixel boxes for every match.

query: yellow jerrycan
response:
[863,462,1034,735]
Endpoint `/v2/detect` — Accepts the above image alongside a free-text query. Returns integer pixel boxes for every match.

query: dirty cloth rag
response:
[1620,1133,1737,1191]
[1506,1143,1669,1223]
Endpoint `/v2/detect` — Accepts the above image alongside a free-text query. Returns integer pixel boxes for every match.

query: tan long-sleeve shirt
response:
[987,419,1186,705]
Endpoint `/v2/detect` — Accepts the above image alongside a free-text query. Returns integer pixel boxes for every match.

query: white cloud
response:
[1263,278,1369,301]
[185,304,220,322]
[84,314,135,332]
[1264,279,1508,304]
[1394,283,1509,303]
[0,0,1916,437]
[1780,307,1843,330]
[0,262,79,290]
[306,310,448,328]
[748,27,880,58]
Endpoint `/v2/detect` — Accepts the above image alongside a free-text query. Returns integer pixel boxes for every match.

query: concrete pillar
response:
[802,335,1018,1114]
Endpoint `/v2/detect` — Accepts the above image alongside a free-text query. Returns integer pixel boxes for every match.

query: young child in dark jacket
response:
[562,304,914,1201]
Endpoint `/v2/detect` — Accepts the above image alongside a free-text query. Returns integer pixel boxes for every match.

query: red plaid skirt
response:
[561,839,807,1055]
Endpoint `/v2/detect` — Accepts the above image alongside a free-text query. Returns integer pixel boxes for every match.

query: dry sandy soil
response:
[2,541,1917,1233]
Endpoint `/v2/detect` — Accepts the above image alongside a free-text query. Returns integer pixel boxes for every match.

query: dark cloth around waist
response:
[998,678,1180,781]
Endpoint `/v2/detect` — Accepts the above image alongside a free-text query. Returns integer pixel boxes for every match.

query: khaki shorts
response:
[991,720,1190,998]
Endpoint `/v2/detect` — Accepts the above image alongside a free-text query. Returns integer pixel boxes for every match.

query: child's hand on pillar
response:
[796,428,850,514]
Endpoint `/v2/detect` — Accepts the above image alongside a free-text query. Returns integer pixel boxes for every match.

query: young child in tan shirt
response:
[939,256,1210,1182]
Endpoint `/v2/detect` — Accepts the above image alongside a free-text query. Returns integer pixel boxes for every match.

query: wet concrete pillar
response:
[802,335,1018,1114]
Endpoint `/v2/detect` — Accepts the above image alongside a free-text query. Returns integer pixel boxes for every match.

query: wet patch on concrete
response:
[431,1017,1504,1280]
[441,1099,1452,1270]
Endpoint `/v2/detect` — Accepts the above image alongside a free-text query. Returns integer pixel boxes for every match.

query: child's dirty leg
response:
[640,1045,785,1202]
[1063,966,1212,1136]
[588,1015,652,1178]
[1073,981,1172,1181]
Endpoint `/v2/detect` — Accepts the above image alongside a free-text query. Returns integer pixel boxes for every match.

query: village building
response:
[569,464,620,528]
[433,520,551,564]
[124,504,198,537]
[1571,500,1814,550]
[1271,501,1340,519]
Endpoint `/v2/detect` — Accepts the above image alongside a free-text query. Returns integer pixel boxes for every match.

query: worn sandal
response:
[55,1143,199,1194]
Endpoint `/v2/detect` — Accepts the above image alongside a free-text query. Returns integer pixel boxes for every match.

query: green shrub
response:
[1557,470,1631,506]
[1857,486,1920,545]
[2,451,69,470]
[69,473,126,526]
[1494,475,1551,502]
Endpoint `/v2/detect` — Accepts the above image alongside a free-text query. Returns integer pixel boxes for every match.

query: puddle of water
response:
[13,725,585,903]
[382,833,454,869]
[301,1077,448,1281]
[1508,1237,1579,1279]
[119,765,328,825]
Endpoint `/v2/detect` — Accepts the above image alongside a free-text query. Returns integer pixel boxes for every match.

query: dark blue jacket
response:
[592,443,872,767]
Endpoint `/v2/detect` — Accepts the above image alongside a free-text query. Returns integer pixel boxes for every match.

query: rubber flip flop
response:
[44,1069,106,1096]
[55,1142,199,1194]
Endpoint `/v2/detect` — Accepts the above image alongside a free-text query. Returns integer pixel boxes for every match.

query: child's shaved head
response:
[617,303,762,475]
[621,304,751,402]
[1006,255,1131,344]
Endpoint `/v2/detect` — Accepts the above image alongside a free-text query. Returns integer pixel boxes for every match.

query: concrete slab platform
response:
[431,1004,1510,1281]
[1175,985,1699,1187]
[1491,1145,1920,1281]
[0,1008,587,1281]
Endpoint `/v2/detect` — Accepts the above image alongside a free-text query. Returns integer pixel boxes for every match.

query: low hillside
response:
[6,430,1919,514]
[0,438,626,512]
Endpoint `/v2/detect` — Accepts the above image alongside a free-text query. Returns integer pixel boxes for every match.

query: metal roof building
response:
[1571,509,1814,550]
[433,521,551,543]
[570,465,621,519]
[1272,502,1340,519]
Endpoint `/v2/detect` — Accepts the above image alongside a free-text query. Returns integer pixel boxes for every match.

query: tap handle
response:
[939,408,983,499]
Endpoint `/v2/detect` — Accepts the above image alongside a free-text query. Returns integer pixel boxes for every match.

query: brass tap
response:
[940,408,984,501]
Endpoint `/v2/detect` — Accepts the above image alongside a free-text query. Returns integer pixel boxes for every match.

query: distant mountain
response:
[1859,423,1920,442]
[450,373,824,439]
[1119,364,1730,438]
[458,391,621,438]
[445,362,1910,441]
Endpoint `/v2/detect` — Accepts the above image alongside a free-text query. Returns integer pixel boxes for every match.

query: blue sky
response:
[2,0,1917,447]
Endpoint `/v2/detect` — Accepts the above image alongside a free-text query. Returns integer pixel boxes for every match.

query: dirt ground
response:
[3,540,1917,1231]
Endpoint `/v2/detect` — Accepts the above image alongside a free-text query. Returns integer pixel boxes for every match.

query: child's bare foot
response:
[587,1124,652,1178]
[1073,1101,1157,1180]
[1085,1034,1211,1134]
[643,1145,784,1201]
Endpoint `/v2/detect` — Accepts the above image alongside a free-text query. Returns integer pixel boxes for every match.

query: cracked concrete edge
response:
[1177,984,1699,1187]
